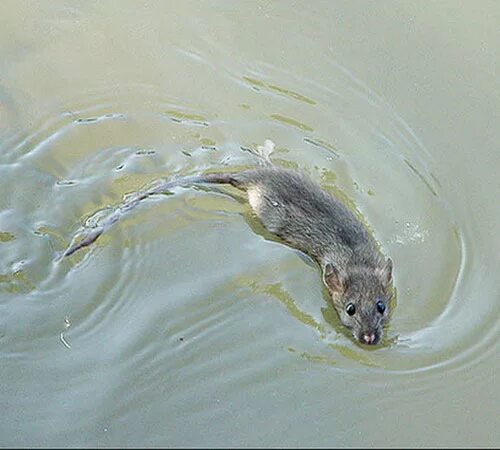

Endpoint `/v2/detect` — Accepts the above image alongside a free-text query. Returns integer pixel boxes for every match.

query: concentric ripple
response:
[0,62,495,390]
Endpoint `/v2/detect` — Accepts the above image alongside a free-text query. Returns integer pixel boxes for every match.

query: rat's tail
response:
[60,172,242,259]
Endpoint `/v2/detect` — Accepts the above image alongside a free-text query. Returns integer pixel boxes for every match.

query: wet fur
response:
[229,168,393,345]
[62,167,393,345]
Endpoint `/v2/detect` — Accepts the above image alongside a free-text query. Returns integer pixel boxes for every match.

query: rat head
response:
[323,259,393,345]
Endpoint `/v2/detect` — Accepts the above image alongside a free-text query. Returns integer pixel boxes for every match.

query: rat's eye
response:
[376,300,386,314]
[345,303,356,316]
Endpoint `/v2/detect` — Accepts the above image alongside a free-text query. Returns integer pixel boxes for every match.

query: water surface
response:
[0,1,498,447]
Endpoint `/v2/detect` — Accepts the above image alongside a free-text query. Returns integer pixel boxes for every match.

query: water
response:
[0,1,498,447]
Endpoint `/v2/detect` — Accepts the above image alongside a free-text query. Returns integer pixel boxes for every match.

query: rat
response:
[61,141,393,345]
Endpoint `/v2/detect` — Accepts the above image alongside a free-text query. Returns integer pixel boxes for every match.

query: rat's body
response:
[63,163,393,345]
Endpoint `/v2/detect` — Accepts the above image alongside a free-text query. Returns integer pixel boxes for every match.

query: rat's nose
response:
[362,333,377,345]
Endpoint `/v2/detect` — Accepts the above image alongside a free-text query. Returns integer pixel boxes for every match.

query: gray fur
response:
[62,167,393,345]
[227,168,394,345]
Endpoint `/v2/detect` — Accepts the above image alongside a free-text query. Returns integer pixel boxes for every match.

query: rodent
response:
[61,143,394,346]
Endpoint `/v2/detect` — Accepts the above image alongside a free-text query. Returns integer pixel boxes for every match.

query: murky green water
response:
[0,1,498,447]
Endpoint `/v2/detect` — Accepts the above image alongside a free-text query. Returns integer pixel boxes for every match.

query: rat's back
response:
[232,168,378,266]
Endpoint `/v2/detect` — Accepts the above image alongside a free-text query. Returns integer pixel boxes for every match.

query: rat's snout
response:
[361,332,379,345]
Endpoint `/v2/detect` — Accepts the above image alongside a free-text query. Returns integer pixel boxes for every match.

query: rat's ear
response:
[376,258,393,286]
[323,263,346,293]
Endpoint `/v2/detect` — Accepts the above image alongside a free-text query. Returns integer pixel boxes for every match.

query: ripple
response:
[214,60,487,375]
[270,113,314,132]
[0,63,492,382]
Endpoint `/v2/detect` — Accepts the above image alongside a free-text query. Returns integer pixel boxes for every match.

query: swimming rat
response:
[62,142,393,345]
